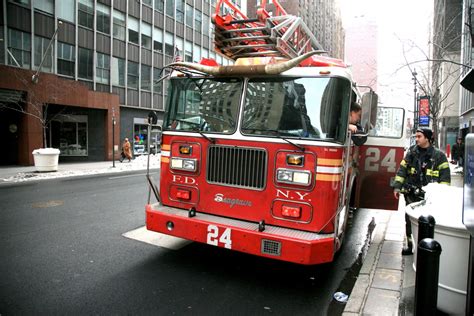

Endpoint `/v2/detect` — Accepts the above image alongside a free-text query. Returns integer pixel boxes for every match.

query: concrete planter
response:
[32,148,60,172]
[406,183,468,316]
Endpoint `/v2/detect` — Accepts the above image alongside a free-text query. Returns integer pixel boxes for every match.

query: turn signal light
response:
[179,145,192,155]
[176,189,191,200]
[287,154,304,166]
[281,205,301,218]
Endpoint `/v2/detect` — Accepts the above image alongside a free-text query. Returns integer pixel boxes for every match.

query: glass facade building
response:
[0,0,233,164]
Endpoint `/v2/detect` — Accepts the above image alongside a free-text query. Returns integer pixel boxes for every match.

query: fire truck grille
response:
[261,239,281,256]
[206,145,267,190]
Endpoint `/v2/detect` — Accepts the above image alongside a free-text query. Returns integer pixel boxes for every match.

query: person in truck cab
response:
[392,127,451,255]
[348,101,363,133]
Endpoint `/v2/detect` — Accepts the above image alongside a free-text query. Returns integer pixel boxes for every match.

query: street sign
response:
[418,96,430,126]
[419,116,430,126]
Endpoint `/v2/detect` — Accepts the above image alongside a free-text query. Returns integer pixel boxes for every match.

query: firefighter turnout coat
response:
[392,145,451,191]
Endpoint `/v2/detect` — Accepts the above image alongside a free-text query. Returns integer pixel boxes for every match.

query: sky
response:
[338,0,433,112]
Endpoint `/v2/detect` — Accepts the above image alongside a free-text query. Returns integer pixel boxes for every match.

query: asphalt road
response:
[0,173,376,315]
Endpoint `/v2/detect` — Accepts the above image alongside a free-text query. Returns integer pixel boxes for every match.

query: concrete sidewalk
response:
[0,155,160,184]
[343,166,463,316]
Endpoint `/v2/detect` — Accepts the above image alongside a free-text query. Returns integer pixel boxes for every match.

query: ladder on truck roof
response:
[212,0,324,60]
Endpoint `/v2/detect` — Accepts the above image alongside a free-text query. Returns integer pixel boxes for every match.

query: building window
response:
[193,44,201,62]
[203,14,210,36]
[78,0,94,29]
[141,22,152,49]
[128,16,139,45]
[165,32,174,56]
[166,0,174,17]
[176,0,184,23]
[57,42,75,77]
[143,0,152,6]
[96,3,110,34]
[153,67,163,93]
[185,4,193,27]
[111,57,125,86]
[8,29,30,68]
[141,64,151,91]
[113,10,126,41]
[78,47,93,80]
[127,61,139,89]
[96,53,110,84]
[153,27,163,52]
[34,35,54,73]
[195,10,202,33]
[34,0,54,14]
[155,0,164,12]
[50,115,88,157]
[133,122,150,155]
[185,41,192,62]
[57,0,75,23]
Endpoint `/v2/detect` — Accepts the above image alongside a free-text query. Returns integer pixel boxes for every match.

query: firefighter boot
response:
[402,237,413,256]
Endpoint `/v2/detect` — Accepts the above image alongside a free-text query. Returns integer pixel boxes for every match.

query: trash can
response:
[32,148,60,172]
[406,183,469,316]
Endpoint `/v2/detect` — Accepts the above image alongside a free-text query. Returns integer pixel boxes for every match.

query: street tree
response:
[399,1,464,146]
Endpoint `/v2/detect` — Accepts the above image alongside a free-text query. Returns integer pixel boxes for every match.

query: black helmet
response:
[416,127,433,142]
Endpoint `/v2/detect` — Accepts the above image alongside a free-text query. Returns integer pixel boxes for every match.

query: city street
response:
[0,174,377,315]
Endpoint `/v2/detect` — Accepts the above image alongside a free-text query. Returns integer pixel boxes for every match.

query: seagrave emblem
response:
[214,193,252,208]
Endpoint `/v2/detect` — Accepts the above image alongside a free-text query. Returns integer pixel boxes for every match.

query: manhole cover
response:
[32,200,64,208]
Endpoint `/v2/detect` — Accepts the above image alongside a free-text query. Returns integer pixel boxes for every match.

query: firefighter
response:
[348,101,363,133]
[392,127,451,255]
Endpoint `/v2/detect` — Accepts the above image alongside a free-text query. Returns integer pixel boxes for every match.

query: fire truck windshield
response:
[241,77,351,143]
[164,76,351,143]
[164,77,242,134]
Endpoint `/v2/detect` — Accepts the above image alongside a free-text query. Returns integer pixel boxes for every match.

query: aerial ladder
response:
[211,0,325,60]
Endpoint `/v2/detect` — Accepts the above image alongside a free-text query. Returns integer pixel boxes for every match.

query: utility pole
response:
[112,107,116,168]
[412,69,418,133]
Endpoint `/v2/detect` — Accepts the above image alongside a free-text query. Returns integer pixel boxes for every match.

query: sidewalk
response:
[343,165,464,316]
[0,154,161,184]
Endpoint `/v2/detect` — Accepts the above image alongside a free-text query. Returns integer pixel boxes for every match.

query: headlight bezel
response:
[276,168,312,186]
[170,157,197,171]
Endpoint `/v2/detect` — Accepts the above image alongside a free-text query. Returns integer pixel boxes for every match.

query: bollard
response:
[418,215,436,241]
[415,238,442,316]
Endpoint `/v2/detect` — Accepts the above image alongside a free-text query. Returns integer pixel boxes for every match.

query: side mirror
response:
[351,132,368,146]
[360,91,378,132]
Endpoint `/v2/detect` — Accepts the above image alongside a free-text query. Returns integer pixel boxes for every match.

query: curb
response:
[0,167,160,186]
[343,211,404,316]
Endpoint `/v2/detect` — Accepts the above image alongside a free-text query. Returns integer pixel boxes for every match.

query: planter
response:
[406,183,469,316]
[32,148,60,172]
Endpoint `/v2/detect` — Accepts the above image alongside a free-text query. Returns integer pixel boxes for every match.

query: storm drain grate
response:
[261,239,281,256]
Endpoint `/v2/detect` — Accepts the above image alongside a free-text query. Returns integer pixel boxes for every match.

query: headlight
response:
[171,157,197,171]
[276,169,311,185]
[277,170,293,182]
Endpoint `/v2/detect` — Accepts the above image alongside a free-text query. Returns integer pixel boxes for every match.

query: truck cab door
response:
[355,107,406,210]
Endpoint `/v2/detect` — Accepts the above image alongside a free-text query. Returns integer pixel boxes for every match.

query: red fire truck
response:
[145,0,406,265]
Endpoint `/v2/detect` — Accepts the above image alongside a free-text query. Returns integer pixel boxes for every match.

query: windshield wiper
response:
[193,128,215,144]
[242,128,305,152]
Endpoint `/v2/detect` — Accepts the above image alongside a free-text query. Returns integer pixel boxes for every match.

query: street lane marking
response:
[122,226,192,250]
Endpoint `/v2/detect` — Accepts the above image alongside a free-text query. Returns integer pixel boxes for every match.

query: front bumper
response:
[146,204,335,265]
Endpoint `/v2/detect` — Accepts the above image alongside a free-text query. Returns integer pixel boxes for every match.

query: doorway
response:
[0,108,21,165]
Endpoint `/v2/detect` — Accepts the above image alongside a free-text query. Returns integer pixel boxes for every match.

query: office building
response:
[0,0,229,165]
